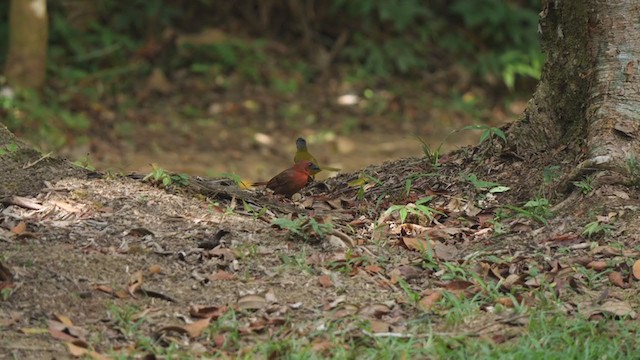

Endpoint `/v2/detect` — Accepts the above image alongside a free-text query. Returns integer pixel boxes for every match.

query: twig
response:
[22,152,52,169]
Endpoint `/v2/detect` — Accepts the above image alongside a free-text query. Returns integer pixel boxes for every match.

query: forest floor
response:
[3,67,640,358]
[2,123,640,358]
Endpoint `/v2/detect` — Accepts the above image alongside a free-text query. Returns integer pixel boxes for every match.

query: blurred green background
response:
[0,0,542,181]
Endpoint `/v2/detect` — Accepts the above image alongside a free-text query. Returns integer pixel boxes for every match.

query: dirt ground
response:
[2,132,640,357]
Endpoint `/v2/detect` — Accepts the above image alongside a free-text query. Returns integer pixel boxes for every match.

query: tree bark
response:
[510,0,640,186]
[4,0,49,90]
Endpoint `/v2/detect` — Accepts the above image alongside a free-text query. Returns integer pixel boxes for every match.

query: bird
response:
[253,160,320,198]
[293,137,340,177]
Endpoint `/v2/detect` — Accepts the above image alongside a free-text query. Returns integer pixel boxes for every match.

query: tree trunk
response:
[4,0,49,90]
[509,0,640,187]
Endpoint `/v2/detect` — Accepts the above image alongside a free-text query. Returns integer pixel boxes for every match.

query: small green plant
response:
[73,154,96,171]
[383,196,443,224]
[522,198,552,218]
[459,124,507,145]
[466,174,510,193]
[397,278,421,304]
[582,220,613,238]
[1,287,13,301]
[108,304,146,338]
[626,155,640,188]
[242,200,268,220]
[271,215,333,242]
[0,143,19,156]
[209,171,248,188]
[417,136,445,167]
[542,165,561,185]
[143,164,189,187]
[573,176,594,194]
[503,198,552,224]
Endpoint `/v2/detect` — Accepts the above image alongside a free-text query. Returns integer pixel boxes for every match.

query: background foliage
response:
[0,0,541,149]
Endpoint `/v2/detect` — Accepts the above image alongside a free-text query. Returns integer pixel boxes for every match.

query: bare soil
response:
[2,135,640,358]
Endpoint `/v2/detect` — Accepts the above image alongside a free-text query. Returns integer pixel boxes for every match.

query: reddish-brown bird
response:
[253,160,320,198]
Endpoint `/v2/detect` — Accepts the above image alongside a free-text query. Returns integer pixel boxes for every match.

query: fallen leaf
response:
[54,314,74,327]
[633,259,640,280]
[10,221,26,235]
[443,280,474,292]
[401,237,433,252]
[583,300,637,319]
[208,270,235,281]
[213,333,226,348]
[364,265,383,274]
[189,305,228,319]
[495,297,515,308]
[127,271,144,297]
[52,200,81,213]
[0,261,15,295]
[418,291,442,311]
[157,318,211,339]
[357,304,390,319]
[318,275,333,288]
[368,319,390,333]
[237,295,266,310]
[182,318,211,338]
[433,241,459,261]
[66,340,89,357]
[148,264,162,274]
[608,271,627,288]
[587,261,607,271]
[331,304,359,318]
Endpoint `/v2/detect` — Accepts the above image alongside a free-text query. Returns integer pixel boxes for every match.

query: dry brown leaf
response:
[364,265,383,273]
[501,274,522,290]
[587,261,608,271]
[213,333,226,348]
[66,341,88,357]
[54,314,74,327]
[608,271,627,288]
[189,305,228,319]
[418,291,443,311]
[369,319,390,333]
[433,241,459,261]
[401,237,433,252]
[311,338,336,353]
[48,321,80,342]
[237,295,266,310]
[632,259,640,280]
[52,200,81,213]
[182,318,211,338]
[127,271,144,297]
[0,261,14,294]
[583,300,637,319]
[357,304,390,319]
[158,318,211,339]
[495,297,515,308]
[94,285,115,295]
[443,280,474,292]
[208,270,236,281]
[318,275,333,288]
[10,221,26,235]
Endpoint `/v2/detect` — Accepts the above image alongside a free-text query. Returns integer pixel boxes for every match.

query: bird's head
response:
[296,137,308,151]
[295,160,320,174]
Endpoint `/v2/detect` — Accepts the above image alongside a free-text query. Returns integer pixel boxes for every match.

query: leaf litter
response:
[2,146,640,357]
